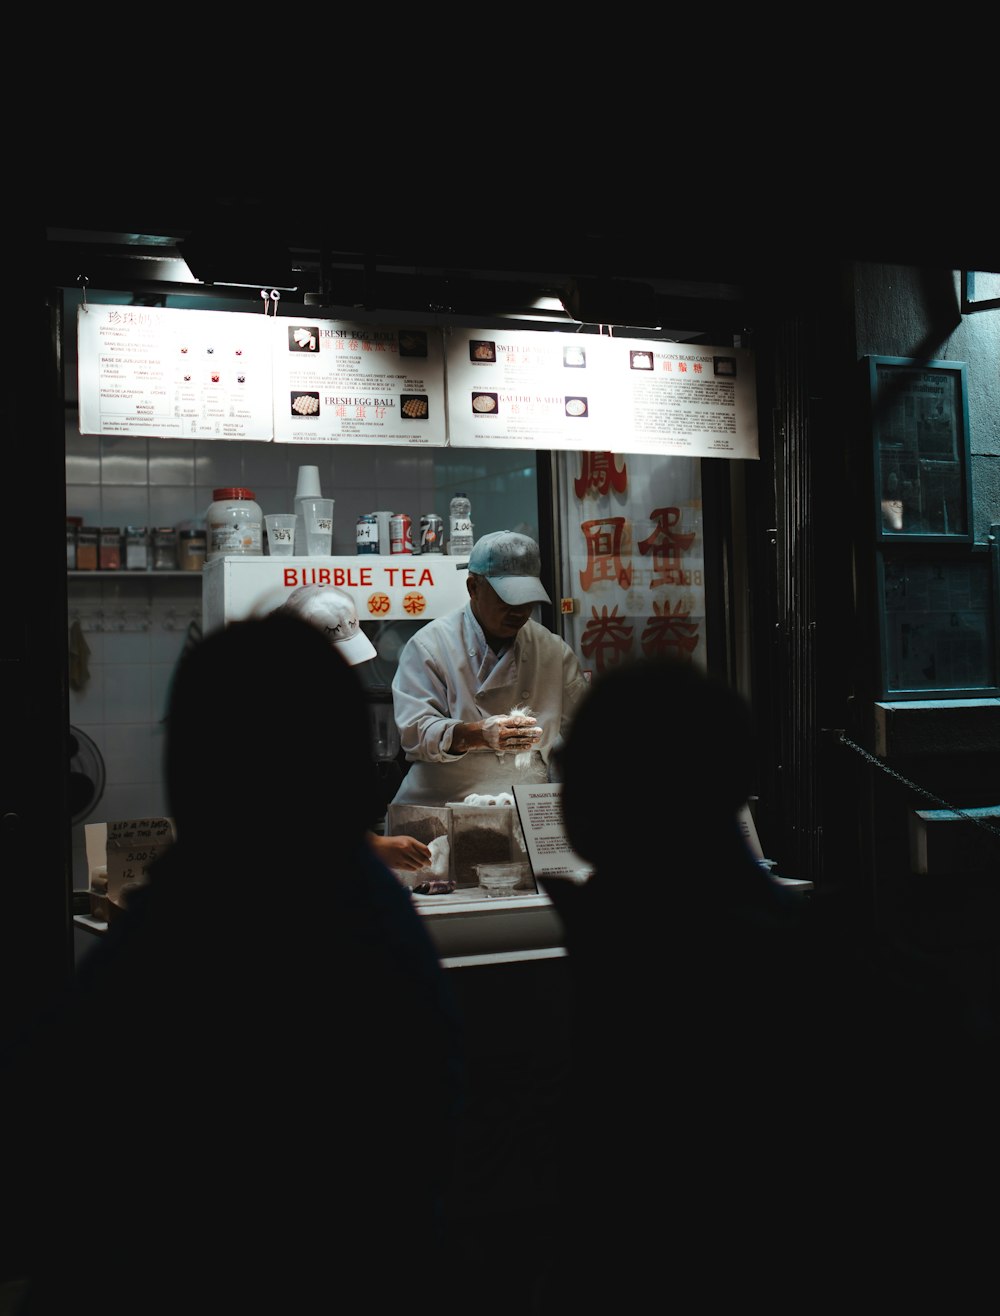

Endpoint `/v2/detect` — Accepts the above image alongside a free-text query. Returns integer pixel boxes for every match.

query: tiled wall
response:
[66,422,541,888]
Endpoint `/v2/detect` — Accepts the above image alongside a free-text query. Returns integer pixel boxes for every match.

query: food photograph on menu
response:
[399,330,429,358]
[713,355,737,377]
[400,394,429,419]
[564,396,588,417]
[472,392,499,414]
[469,340,497,362]
[630,349,654,370]
[288,325,320,352]
[291,391,321,416]
[563,345,587,367]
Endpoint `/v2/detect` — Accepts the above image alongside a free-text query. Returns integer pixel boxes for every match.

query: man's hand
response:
[370,833,432,871]
[480,712,543,753]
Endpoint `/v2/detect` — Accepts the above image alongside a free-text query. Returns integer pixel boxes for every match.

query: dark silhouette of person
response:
[3,613,465,1314]
[535,655,997,1313]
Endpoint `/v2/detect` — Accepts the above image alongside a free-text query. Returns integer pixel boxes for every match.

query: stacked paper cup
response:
[294,465,322,555]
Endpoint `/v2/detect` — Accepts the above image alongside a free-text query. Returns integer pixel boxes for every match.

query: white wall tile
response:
[68,663,105,725]
[67,485,101,522]
[101,487,149,528]
[103,723,156,782]
[149,438,196,485]
[100,783,159,825]
[101,435,149,485]
[102,663,151,723]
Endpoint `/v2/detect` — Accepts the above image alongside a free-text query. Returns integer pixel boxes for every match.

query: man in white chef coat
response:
[390,530,589,807]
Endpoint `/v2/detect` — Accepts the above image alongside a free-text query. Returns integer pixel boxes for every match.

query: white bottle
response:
[206,487,263,561]
[449,494,474,558]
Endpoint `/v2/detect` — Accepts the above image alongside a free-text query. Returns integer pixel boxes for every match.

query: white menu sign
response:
[446,328,613,452]
[610,337,758,458]
[77,305,273,440]
[271,319,447,446]
[447,329,758,459]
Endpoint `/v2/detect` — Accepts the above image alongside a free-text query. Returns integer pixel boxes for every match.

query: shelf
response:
[68,570,203,579]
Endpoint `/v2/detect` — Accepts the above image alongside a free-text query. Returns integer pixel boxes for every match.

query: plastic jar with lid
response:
[206,488,263,561]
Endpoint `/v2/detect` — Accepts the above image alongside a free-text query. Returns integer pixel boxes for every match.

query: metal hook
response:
[78,275,89,312]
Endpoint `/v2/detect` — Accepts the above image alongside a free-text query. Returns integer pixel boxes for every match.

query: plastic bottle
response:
[206,487,263,561]
[449,494,474,557]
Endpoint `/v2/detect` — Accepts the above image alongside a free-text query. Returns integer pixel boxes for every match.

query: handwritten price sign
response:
[105,817,175,908]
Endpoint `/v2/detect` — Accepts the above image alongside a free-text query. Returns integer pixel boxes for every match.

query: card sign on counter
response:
[513,784,594,884]
[271,320,447,446]
[105,817,175,909]
[77,306,273,440]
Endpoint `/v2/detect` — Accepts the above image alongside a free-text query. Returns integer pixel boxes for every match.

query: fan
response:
[68,726,106,825]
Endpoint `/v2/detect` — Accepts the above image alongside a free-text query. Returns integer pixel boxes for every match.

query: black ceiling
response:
[33,174,998,340]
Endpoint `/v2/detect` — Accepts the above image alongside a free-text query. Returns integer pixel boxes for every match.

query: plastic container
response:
[448,494,474,557]
[294,465,322,555]
[206,487,263,561]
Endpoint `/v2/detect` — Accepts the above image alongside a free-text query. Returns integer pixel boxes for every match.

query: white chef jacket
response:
[390,602,589,807]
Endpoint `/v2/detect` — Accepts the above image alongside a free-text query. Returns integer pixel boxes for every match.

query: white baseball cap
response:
[277,585,377,665]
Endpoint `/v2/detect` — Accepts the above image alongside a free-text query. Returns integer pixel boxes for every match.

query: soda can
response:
[420,513,444,553]
[389,512,413,554]
[356,513,379,554]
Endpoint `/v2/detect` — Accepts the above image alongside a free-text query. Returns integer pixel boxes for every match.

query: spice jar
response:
[76,526,99,571]
[152,527,178,571]
[125,526,149,571]
[99,527,122,571]
[206,487,263,561]
[66,517,82,569]
[178,525,207,572]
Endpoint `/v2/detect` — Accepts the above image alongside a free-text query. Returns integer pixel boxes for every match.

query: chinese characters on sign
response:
[558,450,706,675]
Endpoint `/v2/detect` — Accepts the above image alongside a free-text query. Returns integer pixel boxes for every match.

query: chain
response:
[837,732,1000,839]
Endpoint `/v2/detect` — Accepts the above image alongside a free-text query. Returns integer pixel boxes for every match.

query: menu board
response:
[446,329,758,458]
[271,319,447,446]
[445,329,615,452]
[77,305,273,440]
[77,305,758,459]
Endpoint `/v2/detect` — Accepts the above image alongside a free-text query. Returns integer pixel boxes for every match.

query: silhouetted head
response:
[559,657,756,871]
[164,613,381,848]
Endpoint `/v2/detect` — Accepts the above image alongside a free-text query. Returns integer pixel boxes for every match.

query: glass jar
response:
[76,526,99,571]
[206,487,263,561]
[178,526,207,572]
[66,516,82,569]
[125,526,149,571]
[99,527,122,571]
[152,527,178,571]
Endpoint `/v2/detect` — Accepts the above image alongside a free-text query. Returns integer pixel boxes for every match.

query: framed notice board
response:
[876,550,999,698]
[866,356,972,545]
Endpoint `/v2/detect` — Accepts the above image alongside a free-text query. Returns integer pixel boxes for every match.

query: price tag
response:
[105,817,175,908]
